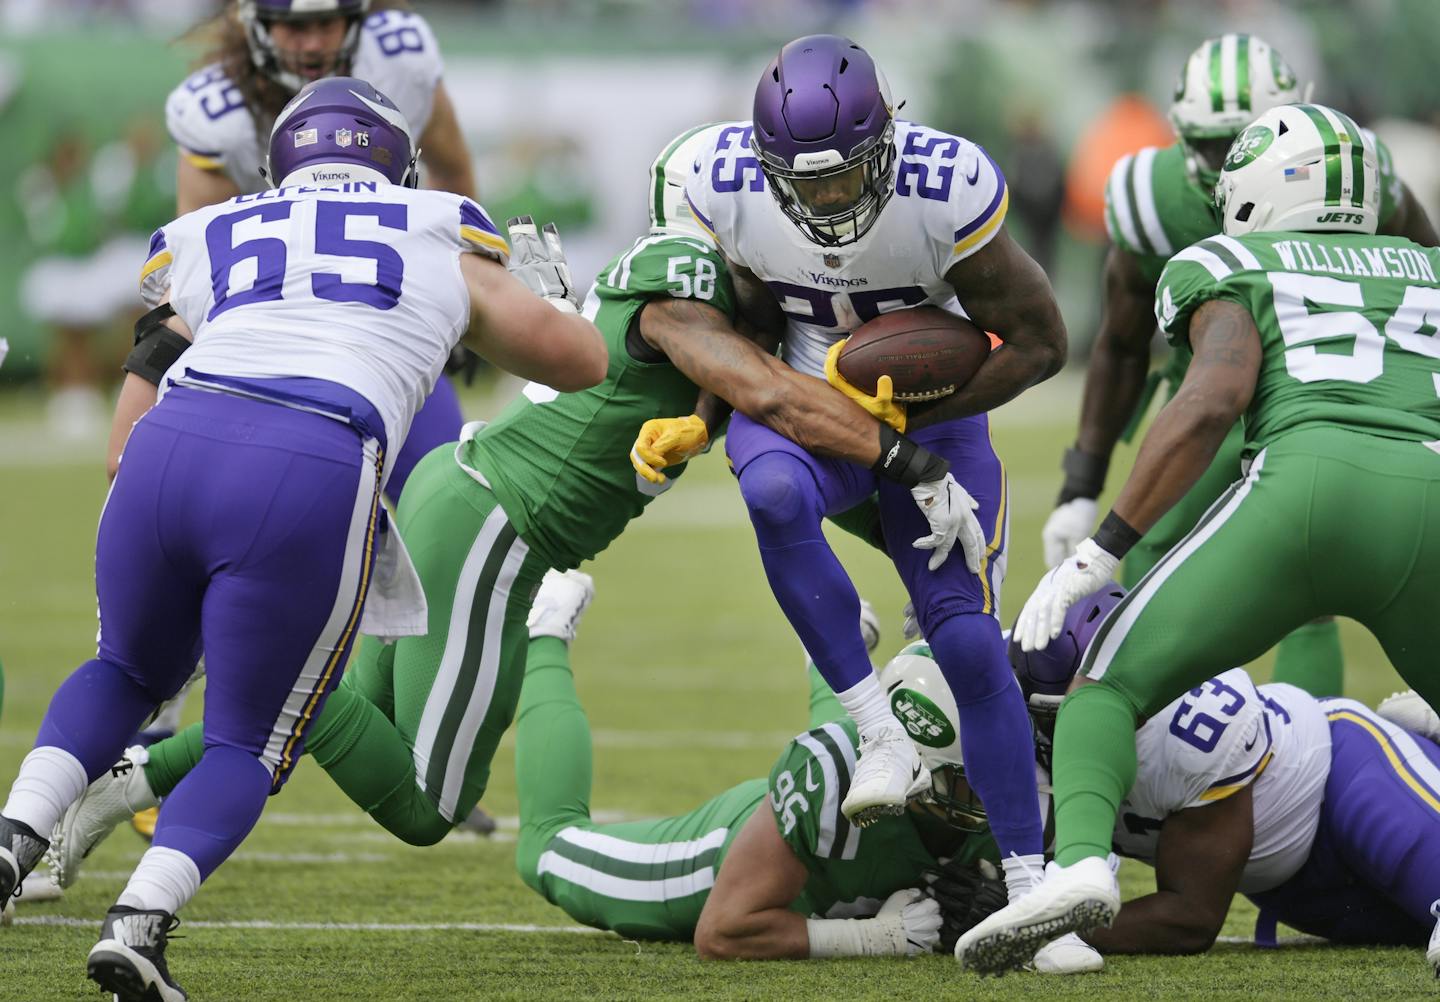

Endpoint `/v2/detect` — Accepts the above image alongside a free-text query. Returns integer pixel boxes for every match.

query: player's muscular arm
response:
[908,228,1067,428]
[1109,300,1259,534]
[727,260,786,348]
[176,157,241,215]
[416,83,477,199]
[1074,246,1159,459]
[1083,785,1253,954]
[639,297,882,464]
[1378,180,1440,247]
[461,253,607,391]
[694,808,811,960]
[106,301,194,481]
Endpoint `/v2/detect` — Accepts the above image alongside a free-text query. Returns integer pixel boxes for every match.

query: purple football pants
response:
[726,411,1041,857]
[34,385,382,878]
[1248,699,1440,946]
[387,375,462,503]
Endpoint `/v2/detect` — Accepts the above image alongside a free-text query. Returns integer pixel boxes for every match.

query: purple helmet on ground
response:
[1009,581,1127,739]
[239,0,372,93]
[750,34,896,246]
[267,77,417,188]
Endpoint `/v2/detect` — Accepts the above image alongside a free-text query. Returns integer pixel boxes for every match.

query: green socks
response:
[143,723,206,798]
[1052,683,1139,868]
[1272,618,1344,697]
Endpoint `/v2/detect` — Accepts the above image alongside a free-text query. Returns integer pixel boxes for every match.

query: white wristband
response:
[805,915,906,958]
[546,297,579,314]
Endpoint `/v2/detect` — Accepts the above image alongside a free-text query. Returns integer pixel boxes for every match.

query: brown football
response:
[836,307,992,401]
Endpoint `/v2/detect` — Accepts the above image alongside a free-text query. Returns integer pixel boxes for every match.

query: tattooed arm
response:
[637,296,885,464]
[1108,300,1260,533]
[908,227,1068,429]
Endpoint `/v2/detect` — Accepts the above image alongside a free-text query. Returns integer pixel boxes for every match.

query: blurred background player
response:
[684,34,1067,926]
[1013,589,1440,961]
[961,102,1440,974]
[0,77,606,1001]
[1040,34,1438,699]
[513,568,1099,972]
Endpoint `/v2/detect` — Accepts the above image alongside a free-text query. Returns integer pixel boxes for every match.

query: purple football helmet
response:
[239,0,372,93]
[1009,581,1127,738]
[750,34,896,246]
[267,77,417,188]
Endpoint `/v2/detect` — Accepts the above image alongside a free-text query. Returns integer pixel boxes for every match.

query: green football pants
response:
[515,635,766,941]
[1082,428,1440,717]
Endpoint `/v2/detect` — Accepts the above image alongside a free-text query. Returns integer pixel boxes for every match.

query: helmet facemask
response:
[239,1,369,94]
[753,125,896,247]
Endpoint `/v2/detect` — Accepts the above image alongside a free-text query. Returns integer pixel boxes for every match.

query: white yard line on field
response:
[11,916,605,934]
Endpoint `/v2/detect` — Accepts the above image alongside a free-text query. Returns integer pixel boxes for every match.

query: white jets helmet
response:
[1170,34,1302,190]
[1216,103,1379,237]
[877,642,987,833]
[647,123,722,244]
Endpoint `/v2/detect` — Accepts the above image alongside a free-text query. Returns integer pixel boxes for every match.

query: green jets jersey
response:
[1156,231,1440,450]
[1106,139,1403,288]
[768,719,997,918]
[465,234,735,569]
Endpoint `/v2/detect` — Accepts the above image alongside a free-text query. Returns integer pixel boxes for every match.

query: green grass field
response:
[0,377,1430,1000]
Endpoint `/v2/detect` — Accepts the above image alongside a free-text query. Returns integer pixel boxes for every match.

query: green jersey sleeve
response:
[1154,236,1257,349]
[767,721,862,865]
[593,234,736,320]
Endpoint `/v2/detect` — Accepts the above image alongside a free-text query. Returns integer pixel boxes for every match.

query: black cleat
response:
[0,814,49,902]
[460,805,498,836]
[87,906,187,1002]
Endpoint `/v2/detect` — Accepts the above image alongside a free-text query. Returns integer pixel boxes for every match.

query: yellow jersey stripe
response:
[138,250,173,286]
[952,187,1010,257]
[1326,709,1440,814]
[461,226,509,256]
[182,151,224,171]
[1199,748,1274,801]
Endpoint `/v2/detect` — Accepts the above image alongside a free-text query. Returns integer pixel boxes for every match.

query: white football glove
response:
[858,597,882,654]
[901,601,921,641]
[878,887,943,956]
[505,215,579,312]
[1014,538,1120,652]
[1041,497,1098,569]
[910,474,985,574]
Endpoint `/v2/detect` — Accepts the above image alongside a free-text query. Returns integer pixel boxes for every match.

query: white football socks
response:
[837,673,896,735]
[2,746,88,836]
[1002,852,1046,901]
[117,846,202,916]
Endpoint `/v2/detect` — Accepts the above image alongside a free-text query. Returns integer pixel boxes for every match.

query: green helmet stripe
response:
[1332,108,1367,209]
[1208,39,1224,112]
[1299,104,1343,206]
[650,124,709,228]
[1235,34,1251,111]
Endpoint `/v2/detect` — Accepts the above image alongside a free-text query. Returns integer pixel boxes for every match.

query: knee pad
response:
[737,453,821,533]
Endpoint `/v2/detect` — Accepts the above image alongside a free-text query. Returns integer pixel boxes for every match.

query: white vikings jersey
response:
[139,181,506,459]
[1114,669,1331,894]
[684,120,1008,377]
[167,9,443,193]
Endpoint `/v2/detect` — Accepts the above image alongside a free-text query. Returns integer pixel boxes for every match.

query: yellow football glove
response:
[630,414,709,485]
[824,338,907,432]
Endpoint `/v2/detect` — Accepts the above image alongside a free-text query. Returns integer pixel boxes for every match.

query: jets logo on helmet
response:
[1170,34,1302,190]
[239,0,372,94]
[1216,103,1379,237]
[266,77,418,188]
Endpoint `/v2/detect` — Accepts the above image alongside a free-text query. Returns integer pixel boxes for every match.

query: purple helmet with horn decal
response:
[239,0,372,93]
[1008,581,1126,739]
[750,34,897,246]
[267,77,417,188]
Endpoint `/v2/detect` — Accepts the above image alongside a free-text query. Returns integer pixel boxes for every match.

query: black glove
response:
[924,858,1009,953]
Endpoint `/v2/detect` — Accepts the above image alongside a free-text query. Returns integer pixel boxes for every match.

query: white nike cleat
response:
[526,569,595,643]
[1377,690,1440,742]
[48,746,158,889]
[956,856,1119,975]
[1031,932,1103,974]
[840,723,932,827]
[1427,899,1440,978]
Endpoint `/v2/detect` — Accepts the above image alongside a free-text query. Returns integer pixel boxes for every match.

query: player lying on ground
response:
[511,569,1099,971]
[1013,587,1440,958]
[678,34,1066,934]
[1041,34,1437,699]
[46,129,974,883]
[956,102,1440,977]
[0,78,606,1002]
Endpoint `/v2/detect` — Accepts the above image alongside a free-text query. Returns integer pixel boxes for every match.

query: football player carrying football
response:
[1041,34,1437,698]
[0,78,606,1001]
[510,570,1100,972]
[958,102,1440,974]
[679,35,1066,924]
[47,129,967,885]
[1015,591,1440,964]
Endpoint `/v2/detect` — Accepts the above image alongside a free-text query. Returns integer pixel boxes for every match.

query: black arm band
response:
[1092,510,1142,560]
[132,303,176,345]
[872,425,951,487]
[123,315,190,387]
[1058,446,1110,504]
